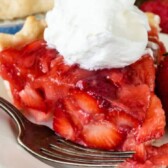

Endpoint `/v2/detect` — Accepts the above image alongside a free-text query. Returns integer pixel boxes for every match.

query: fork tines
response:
[40,137,134,167]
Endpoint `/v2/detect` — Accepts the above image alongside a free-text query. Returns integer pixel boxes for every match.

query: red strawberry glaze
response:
[0,40,167,167]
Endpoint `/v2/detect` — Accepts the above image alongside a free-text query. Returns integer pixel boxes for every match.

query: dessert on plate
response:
[0,0,168,167]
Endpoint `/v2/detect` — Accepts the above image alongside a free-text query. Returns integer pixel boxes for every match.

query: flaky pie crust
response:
[0,0,54,20]
[0,16,46,51]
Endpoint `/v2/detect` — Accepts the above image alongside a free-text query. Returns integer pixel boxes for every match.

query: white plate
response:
[0,34,168,168]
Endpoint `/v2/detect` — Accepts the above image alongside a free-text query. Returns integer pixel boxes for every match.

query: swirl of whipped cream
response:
[44,0,150,70]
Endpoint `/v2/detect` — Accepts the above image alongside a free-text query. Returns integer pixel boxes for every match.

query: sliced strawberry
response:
[82,121,123,150]
[28,109,52,122]
[117,84,151,121]
[108,110,140,133]
[33,76,69,102]
[136,94,166,143]
[64,97,90,129]
[63,89,106,129]
[134,144,147,163]
[19,85,46,112]
[71,89,102,115]
[53,101,75,141]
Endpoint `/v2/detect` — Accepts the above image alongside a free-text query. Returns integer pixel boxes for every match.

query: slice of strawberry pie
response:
[1,0,168,165]
[0,12,167,167]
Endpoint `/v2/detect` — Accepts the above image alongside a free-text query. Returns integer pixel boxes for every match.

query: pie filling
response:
[0,38,168,167]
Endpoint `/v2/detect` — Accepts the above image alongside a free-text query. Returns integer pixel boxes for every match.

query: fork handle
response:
[0,97,26,133]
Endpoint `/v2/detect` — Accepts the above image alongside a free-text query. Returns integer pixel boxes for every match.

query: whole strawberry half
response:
[156,56,168,121]
[140,0,168,33]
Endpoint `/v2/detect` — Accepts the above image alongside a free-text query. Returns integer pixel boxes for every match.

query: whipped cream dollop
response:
[44,0,150,70]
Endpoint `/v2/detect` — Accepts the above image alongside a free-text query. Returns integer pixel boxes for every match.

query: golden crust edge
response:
[0,0,54,20]
[0,16,46,51]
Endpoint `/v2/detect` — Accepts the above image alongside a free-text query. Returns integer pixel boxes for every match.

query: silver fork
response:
[0,97,135,167]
